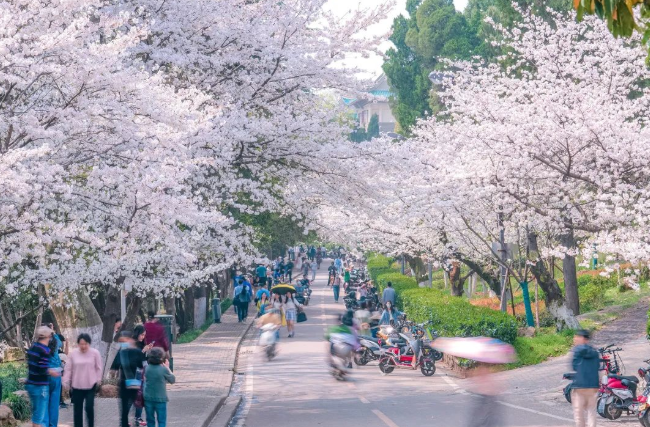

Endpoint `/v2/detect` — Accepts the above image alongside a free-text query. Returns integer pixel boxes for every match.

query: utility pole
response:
[120,281,127,322]
[428,260,433,288]
[498,213,508,313]
[401,255,406,275]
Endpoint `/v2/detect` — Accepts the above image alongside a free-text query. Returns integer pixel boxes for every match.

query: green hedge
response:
[367,255,518,344]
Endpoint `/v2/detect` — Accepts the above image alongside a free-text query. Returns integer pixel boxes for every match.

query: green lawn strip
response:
[506,329,574,369]
[176,298,233,344]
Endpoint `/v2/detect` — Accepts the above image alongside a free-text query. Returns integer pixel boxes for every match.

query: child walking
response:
[144,347,176,427]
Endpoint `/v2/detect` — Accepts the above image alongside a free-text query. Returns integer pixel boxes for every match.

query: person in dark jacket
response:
[111,332,145,427]
[571,329,600,427]
[144,312,169,353]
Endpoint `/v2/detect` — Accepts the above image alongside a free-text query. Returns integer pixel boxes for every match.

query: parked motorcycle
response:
[354,335,383,366]
[377,332,436,376]
[635,360,650,426]
[259,324,279,361]
[595,346,642,420]
[563,343,622,404]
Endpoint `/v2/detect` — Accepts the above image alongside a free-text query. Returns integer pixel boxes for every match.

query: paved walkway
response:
[54,308,252,427]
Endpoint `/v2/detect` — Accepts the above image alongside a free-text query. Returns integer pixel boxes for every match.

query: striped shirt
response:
[26,342,52,386]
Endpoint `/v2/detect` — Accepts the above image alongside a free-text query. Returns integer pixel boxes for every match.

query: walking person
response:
[334,257,343,276]
[283,293,303,338]
[111,332,145,427]
[234,279,247,323]
[256,263,267,289]
[310,259,317,282]
[41,323,62,427]
[285,259,294,283]
[309,246,316,261]
[133,325,153,426]
[62,334,102,427]
[344,268,350,287]
[143,312,169,354]
[332,274,342,303]
[571,330,600,427]
[382,282,396,307]
[327,262,336,286]
[143,348,176,427]
[301,258,310,280]
[26,326,60,427]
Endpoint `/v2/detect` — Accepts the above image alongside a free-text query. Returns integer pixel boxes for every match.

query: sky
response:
[324,0,468,76]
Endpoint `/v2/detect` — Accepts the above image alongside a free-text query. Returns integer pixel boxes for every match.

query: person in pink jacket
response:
[62,334,103,427]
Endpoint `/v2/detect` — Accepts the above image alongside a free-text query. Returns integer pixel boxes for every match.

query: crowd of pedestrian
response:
[25,312,174,427]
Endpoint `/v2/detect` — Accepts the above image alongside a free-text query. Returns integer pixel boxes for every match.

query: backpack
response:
[238,286,250,303]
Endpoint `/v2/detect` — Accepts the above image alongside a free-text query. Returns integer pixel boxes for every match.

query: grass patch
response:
[507,329,574,369]
[0,362,27,401]
[176,319,212,344]
[176,298,233,344]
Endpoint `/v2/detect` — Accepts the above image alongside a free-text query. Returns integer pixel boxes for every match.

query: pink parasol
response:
[431,337,516,364]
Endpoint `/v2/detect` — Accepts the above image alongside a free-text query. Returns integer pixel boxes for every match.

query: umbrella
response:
[431,337,516,364]
[271,284,296,295]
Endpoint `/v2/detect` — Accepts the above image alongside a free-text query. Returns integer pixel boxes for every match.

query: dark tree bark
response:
[449,261,463,296]
[560,224,580,315]
[528,231,580,329]
[459,258,501,297]
[100,285,121,343]
[122,294,142,330]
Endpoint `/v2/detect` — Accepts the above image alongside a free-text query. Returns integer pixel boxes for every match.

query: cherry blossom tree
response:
[1,0,392,310]
[324,10,650,328]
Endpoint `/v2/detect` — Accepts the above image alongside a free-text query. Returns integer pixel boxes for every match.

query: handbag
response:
[120,350,142,390]
[297,311,307,323]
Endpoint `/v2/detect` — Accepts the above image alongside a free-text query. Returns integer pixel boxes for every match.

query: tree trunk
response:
[560,225,580,315]
[459,258,501,297]
[527,231,580,329]
[100,285,121,343]
[449,261,464,297]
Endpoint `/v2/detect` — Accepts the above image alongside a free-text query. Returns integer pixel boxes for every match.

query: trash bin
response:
[212,298,222,324]
[155,314,174,371]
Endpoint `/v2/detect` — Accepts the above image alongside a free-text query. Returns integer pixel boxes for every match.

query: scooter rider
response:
[325,311,360,370]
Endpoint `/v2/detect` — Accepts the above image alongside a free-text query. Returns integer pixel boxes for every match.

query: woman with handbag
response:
[282,293,302,338]
[133,325,153,426]
[62,334,102,427]
[111,331,145,427]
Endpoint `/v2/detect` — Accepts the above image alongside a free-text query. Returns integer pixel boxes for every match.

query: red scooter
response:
[377,332,436,377]
[596,346,643,420]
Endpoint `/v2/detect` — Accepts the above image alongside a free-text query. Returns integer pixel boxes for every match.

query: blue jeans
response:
[43,375,61,427]
[333,286,340,302]
[145,401,167,427]
[26,384,49,426]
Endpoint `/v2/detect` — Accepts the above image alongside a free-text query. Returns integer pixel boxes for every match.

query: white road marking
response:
[442,376,460,389]
[442,374,572,422]
[359,396,370,404]
[496,400,574,422]
[372,409,401,427]
[230,334,255,427]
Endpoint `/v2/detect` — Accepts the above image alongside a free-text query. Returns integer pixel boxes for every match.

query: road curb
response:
[208,396,243,427]
[203,317,255,427]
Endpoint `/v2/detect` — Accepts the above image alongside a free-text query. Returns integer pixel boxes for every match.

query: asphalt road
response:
[227,261,578,427]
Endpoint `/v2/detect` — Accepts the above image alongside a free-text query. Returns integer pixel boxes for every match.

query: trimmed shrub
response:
[367,254,518,344]
[376,272,418,292]
[400,288,518,344]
